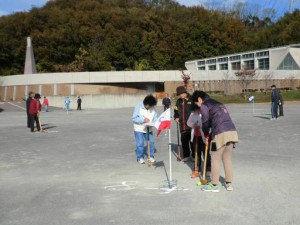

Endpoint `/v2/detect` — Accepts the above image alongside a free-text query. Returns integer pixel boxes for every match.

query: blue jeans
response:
[271,102,278,118]
[134,131,155,160]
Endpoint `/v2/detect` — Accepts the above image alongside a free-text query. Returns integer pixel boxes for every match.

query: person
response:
[29,93,42,132]
[187,104,211,175]
[278,90,284,117]
[162,93,171,111]
[42,96,49,112]
[26,91,34,128]
[192,90,238,192]
[132,95,158,164]
[64,96,71,113]
[271,84,280,120]
[174,86,193,162]
[77,96,82,110]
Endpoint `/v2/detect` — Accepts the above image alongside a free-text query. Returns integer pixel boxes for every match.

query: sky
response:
[0,0,299,18]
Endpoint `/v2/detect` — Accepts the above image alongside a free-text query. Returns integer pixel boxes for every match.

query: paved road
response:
[0,102,299,225]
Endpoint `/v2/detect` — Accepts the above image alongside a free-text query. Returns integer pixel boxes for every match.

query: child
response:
[187,104,211,176]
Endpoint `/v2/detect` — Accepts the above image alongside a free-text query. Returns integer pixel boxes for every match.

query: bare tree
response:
[287,75,295,90]
[180,70,192,93]
[235,66,257,99]
[223,71,231,95]
[261,71,274,92]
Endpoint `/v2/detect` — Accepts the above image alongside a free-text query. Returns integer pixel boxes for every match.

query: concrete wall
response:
[47,94,157,109]
[1,70,300,108]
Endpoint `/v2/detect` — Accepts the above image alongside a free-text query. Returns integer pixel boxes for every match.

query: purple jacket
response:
[201,97,236,137]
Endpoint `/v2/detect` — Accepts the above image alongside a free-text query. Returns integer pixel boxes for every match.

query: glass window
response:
[258,58,269,70]
[231,62,241,70]
[277,53,299,70]
[229,55,241,61]
[197,61,205,66]
[256,51,269,57]
[217,57,228,63]
[242,53,254,59]
[220,63,228,70]
[208,65,216,70]
[244,60,254,69]
[206,59,216,64]
[198,66,205,70]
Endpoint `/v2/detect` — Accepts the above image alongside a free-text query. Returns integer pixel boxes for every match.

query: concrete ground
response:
[0,101,299,225]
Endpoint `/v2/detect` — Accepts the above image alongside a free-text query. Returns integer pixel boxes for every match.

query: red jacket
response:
[43,98,49,106]
[29,99,41,115]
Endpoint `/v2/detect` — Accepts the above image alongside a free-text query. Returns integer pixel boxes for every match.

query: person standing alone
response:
[162,93,171,111]
[77,96,82,110]
[42,96,49,112]
[271,85,280,120]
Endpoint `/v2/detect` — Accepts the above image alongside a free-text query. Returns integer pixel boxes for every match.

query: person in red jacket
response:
[29,93,42,132]
[42,96,49,112]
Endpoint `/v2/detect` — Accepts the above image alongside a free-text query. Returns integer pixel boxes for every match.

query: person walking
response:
[271,84,280,120]
[174,86,193,162]
[26,91,34,128]
[29,93,42,132]
[162,93,171,111]
[77,96,82,110]
[42,96,49,112]
[278,90,284,117]
[64,96,71,113]
[192,90,238,192]
[132,95,158,164]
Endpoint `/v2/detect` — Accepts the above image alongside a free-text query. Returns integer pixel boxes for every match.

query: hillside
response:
[0,0,300,75]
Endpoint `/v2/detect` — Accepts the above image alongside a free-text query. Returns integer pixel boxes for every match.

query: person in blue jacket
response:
[132,95,158,164]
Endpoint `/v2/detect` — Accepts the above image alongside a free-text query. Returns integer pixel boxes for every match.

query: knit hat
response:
[176,86,186,96]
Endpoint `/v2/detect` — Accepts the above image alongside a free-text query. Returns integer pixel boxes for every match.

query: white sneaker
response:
[182,157,190,162]
[149,157,156,163]
[138,158,145,164]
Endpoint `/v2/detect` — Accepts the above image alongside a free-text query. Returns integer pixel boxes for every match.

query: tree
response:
[235,66,256,99]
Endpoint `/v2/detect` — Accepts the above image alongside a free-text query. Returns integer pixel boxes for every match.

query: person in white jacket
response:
[132,95,158,164]
[187,105,211,175]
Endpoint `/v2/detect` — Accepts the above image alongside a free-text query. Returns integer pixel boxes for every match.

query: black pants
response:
[181,131,192,158]
[30,115,40,132]
[27,113,31,128]
[77,103,81,110]
[278,104,284,116]
[192,135,211,172]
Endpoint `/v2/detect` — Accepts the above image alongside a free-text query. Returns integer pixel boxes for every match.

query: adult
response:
[77,96,82,110]
[278,90,284,117]
[29,93,42,132]
[271,84,280,120]
[42,96,49,112]
[174,86,193,162]
[26,91,34,128]
[162,93,171,111]
[132,95,158,164]
[192,90,239,192]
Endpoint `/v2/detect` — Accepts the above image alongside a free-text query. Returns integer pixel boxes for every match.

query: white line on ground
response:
[7,102,26,110]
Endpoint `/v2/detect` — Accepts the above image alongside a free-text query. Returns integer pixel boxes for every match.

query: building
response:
[185,44,300,72]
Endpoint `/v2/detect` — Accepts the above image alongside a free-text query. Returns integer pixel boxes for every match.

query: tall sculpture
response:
[24,37,37,74]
